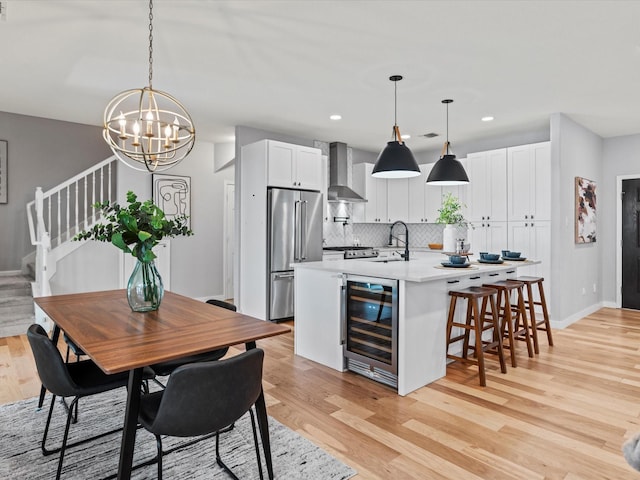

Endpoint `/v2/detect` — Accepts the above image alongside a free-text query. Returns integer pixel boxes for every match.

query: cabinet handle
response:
[482,223,485,228]
[525,215,528,219]
[447,279,460,284]
[489,273,499,276]
[487,216,490,220]
[531,222,534,227]
[487,223,490,227]
[506,270,515,274]
[531,214,534,219]
[470,276,481,280]
[482,216,485,220]
[525,223,528,227]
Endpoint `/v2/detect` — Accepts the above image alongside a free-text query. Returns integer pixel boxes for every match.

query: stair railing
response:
[27,156,118,297]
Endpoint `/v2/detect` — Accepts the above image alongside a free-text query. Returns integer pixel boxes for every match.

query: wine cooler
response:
[342,275,398,388]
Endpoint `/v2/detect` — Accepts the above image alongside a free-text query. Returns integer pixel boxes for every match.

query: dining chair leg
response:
[55,396,79,480]
[155,435,163,480]
[248,409,265,480]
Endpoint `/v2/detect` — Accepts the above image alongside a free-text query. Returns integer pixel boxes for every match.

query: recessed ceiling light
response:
[329,114,342,121]
[481,116,494,122]
[401,134,411,140]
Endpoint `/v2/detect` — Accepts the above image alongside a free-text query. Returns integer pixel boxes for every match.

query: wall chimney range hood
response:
[327,142,366,203]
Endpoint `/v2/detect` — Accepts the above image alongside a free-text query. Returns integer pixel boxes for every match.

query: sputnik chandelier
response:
[103,0,195,172]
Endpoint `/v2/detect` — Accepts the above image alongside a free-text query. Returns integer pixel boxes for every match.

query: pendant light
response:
[103,0,196,172]
[372,75,420,179]
[426,99,469,185]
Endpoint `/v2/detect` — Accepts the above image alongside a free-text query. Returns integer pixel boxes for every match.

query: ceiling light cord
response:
[148,0,154,88]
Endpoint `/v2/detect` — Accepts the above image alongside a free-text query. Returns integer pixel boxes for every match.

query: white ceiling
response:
[1,0,639,153]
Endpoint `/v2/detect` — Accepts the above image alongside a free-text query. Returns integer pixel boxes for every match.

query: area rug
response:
[0,388,356,479]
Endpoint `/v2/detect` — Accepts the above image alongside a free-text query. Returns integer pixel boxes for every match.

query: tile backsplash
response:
[323,202,468,248]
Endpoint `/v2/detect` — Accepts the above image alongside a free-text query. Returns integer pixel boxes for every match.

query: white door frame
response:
[223,180,235,300]
[616,174,640,307]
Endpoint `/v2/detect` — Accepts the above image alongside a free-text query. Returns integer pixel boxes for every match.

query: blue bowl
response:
[482,253,500,261]
[449,255,466,265]
[505,251,521,258]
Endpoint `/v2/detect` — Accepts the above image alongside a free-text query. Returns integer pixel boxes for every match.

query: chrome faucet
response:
[389,221,410,261]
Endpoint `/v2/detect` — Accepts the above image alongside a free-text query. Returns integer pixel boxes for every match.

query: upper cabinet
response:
[408,164,443,224]
[387,178,409,223]
[266,140,323,191]
[466,149,507,222]
[507,142,551,222]
[352,163,388,223]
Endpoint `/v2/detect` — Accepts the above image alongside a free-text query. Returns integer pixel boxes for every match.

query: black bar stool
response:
[446,286,507,386]
[516,276,553,353]
[482,280,534,367]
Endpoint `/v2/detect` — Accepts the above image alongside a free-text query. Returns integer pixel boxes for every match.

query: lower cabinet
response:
[468,221,508,254]
[508,220,551,307]
[293,268,344,371]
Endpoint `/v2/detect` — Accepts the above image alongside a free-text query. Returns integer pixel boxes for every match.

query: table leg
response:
[246,341,274,480]
[117,367,143,480]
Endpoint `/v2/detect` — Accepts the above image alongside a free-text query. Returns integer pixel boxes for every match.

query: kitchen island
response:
[293,255,537,395]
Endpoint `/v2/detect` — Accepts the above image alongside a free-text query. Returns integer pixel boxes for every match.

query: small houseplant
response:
[74,191,193,311]
[436,192,469,252]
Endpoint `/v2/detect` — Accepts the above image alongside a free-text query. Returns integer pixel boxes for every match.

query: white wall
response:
[51,140,234,299]
[549,113,603,324]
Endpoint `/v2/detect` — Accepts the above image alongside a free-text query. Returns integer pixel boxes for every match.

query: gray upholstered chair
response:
[137,348,265,480]
[27,324,154,480]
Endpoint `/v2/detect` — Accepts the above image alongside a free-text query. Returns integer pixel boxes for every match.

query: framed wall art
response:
[575,176,596,244]
[152,173,191,228]
[0,140,7,204]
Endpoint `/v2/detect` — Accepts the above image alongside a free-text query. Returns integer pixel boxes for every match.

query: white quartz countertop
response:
[293,256,538,283]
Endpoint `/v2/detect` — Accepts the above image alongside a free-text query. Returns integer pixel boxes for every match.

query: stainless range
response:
[323,246,379,259]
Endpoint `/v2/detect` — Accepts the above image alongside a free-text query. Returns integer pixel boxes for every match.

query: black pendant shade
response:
[426,153,469,185]
[426,99,469,186]
[373,139,420,178]
[372,75,421,179]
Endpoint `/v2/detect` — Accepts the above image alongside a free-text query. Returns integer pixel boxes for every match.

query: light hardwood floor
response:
[2,307,640,479]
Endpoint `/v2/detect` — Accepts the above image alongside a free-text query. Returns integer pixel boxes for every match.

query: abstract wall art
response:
[575,176,596,244]
[152,173,191,228]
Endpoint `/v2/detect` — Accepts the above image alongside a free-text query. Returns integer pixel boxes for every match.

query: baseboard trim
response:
[551,302,604,329]
[602,301,618,309]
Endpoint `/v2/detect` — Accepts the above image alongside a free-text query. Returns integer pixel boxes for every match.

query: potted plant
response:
[74,191,193,311]
[436,192,469,252]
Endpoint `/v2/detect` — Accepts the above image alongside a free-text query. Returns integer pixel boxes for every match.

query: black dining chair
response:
[148,299,236,378]
[27,324,154,480]
[137,348,265,480]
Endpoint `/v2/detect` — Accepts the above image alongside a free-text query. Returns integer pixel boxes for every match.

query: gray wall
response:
[549,113,602,323]
[601,134,640,304]
[0,111,111,271]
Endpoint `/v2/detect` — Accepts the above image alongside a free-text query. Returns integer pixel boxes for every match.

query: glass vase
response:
[127,260,164,312]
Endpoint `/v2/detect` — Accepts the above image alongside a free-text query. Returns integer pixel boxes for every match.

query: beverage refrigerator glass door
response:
[342,275,398,382]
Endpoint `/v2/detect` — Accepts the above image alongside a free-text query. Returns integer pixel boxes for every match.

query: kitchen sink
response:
[366,256,404,263]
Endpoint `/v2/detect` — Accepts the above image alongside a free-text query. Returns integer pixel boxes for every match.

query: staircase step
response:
[0,295,34,314]
[0,275,35,338]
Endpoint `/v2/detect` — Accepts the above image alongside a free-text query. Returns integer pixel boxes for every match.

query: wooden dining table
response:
[34,289,290,480]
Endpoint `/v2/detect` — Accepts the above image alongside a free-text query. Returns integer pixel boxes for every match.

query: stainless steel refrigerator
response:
[267,188,323,321]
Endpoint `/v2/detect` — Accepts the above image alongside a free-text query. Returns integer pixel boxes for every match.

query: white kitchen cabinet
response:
[407,164,442,223]
[508,220,550,278]
[387,178,409,222]
[352,163,388,223]
[466,149,507,223]
[507,142,551,222]
[294,268,345,371]
[266,140,323,190]
[468,221,508,254]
